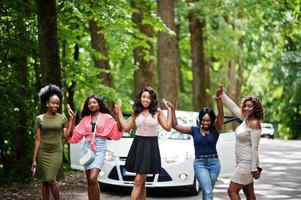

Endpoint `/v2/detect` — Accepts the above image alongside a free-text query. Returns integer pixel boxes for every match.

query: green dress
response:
[35,113,68,182]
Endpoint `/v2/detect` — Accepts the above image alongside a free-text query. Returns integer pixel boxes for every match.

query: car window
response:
[221,116,241,133]
[158,117,194,140]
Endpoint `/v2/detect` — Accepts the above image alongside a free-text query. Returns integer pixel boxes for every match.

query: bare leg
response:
[86,168,101,200]
[242,183,256,200]
[49,181,60,200]
[228,181,244,200]
[140,178,146,200]
[131,174,146,200]
[42,182,50,200]
[85,170,91,199]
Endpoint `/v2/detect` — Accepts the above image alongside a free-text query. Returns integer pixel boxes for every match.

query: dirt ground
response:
[0,170,87,200]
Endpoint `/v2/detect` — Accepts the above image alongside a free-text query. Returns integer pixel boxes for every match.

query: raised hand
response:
[161,98,174,109]
[115,98,122,113]
[216,81,223,98]
[67,104,75,119]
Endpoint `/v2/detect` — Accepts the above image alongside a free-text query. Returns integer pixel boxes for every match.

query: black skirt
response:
[125,135,161,174]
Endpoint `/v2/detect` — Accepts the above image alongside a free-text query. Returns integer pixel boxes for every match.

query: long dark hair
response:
[198,107,216,130]
[133,86,158,117]
[80,95,111,119]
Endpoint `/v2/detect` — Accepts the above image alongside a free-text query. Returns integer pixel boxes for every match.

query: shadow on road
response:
[100,183,198,197]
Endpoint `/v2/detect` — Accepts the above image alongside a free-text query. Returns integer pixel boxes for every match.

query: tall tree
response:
[14,0,31,178]
[188,0,212,110]
[157,0,179,104]
[89,20,114,88]
[223,13,244,105]
[131,1,156,95]
[36,0,61,87]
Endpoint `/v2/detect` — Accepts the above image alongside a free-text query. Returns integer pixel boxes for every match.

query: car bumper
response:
[98,157,195,188]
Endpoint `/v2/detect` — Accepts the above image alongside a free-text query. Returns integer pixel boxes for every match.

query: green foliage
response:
[1,0,300,186]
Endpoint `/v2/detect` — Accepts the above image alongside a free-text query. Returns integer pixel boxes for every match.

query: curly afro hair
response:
[38,84,63,105]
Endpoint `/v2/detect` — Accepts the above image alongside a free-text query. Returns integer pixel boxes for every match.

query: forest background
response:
[0,0,300,185]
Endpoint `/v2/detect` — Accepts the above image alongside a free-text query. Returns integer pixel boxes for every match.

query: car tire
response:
[188,177,200,195]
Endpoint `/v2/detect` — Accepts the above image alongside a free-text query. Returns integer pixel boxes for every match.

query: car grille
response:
[157,168,172,182]
[107,165,172,183]
[119,157,127,161]
[119,166,155,182]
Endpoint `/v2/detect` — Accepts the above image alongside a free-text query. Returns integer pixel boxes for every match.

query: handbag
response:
[79,114,100,166]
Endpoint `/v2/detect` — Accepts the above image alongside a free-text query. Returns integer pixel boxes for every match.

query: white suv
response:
[261,123,274,139]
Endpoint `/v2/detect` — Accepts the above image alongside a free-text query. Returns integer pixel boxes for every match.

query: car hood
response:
[106,138,194,158]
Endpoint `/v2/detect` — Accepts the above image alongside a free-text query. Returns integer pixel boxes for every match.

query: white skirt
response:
[230,163,254,185]
[82,137,106,170]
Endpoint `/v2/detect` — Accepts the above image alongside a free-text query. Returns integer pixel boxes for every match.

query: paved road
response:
[75,139,301,199]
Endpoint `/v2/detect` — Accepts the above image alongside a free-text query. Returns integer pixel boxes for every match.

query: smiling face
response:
[140,91,152,109]
[47,95,60,113]
[201,113,212,130]
[242,100,254,117]
[87,97,100,113]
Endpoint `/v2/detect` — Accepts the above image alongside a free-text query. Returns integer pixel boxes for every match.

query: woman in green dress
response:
[31,84,75,200]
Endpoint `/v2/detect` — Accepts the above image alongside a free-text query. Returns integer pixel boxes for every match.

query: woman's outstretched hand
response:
[115,99,122,114]
[67,104,75,119]
[216,81,223,98]
[162,99,174,109]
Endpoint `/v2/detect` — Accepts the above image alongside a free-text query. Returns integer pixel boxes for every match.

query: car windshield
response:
[122,116,193,140]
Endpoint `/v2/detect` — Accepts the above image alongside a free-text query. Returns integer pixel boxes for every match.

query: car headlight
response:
[163,152,192,164]
[105,150,115,161]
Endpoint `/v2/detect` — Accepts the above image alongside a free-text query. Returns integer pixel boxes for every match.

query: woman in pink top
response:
[66,95,123,200]
[115,86,172,200]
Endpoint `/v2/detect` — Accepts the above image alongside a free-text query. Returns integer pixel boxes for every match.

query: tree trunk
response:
[225,12,244,105]
[131,1,157,95]
[36,0,61,87]
[226,59,237,101]
[188,2,212,110]
[157,0,179,105]
[89,20,114,88]
[15,0,30,179]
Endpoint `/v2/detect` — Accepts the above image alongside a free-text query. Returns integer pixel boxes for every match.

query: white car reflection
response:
[70,111,237,195]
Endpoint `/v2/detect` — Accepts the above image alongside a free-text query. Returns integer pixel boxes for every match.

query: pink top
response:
[68,113,123,152]
[135,113,159,137]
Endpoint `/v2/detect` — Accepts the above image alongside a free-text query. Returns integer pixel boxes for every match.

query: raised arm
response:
[221,91,244,120]
[158,99,172,131]
[64,104,75,140]
[113,100,122,132]
[215,82,224,131]
[115,100,135,132]
[171,107,192,134]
